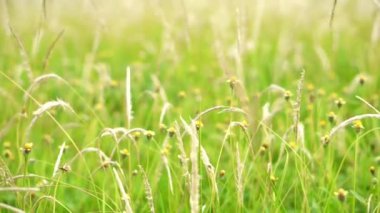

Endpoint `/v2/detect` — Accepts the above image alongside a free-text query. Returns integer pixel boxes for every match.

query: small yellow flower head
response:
[321,135,330,146]
[317,89,326,97]
[289,141,298,150]
[270,174,278,183]
[3,141,11,149]
[132,131,141,141]
[227,76,238,90]
[328,112,337,124]
[159,123,167,133]
[22,143,33,154]
[284,90,292,102]
[161,147,170,156]
[195,120,204,131]
[370,166,376,176]
[219,170,226,178]
[178,90,187,99]
[335,98,346,109]
[167,127,176,137]
[307,83,315,92]
[241,120,249,128]
[110,80,119,87]
[120,148,130,158]
[319,120,327,128]
[94,102,104,111]
[334,188,348,202]
[144,130,155,140]
[352,120,364,133]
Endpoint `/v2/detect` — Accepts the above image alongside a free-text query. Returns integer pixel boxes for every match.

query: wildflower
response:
[120,149,130,158]
[317,89,326,97]
[195,120,204,131]
[319,120,327,128]
[3,141,11,149]
[178,91,186,99]
[284,90,292,102]
[227,76,238,90]
[167,127,176,137]
[321,135,330,146]
[159,123,167,133]
[144,130,155,140]
[132,131,141,141]
[334,188,348,202]
[110,80,119,87]
[352,120,364,133]
[241,120,249,128]
[328,112,337,124]
[335,98,346,109]
[270,174,278,183]
[219,170,226,178]
[370,166,376,176]
[22,143,33,155]
[306,83,315,92]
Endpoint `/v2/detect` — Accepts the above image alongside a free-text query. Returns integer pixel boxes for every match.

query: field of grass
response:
[1,0,380,212]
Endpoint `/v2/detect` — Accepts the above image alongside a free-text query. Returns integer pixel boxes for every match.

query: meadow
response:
[1,0,380,212]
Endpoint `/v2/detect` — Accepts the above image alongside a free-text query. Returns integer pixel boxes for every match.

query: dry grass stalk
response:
[161,136,174,194]
[25,99,74,140]
[126,66,133,128]
[193,106,246,122]
[0,203,24,213]
[138,165,155,213]
[181,118,200,213]
[113,168,133,213]
[235,143,244,208]
[42,29,65,72]
[174,122,190,187]
[0,187,40,192]
[23,73,65,103]
[293,69,305,144]
[52,142,66,178]
[329,114,380,138]
[159,102,171,125]
[200,146,219,203]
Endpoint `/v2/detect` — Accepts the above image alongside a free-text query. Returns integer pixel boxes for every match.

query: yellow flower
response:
[144,130,155,140]
[321,135,330,146]
[352,120,364,133]
[284,90,292,102]
[167,127,176,137]
[334,188,348,202]
[328,112,337,124]
[289,141,298,150]
[178,91,187,99]
[120,148,130,157]
[335,98,346,109]
[22,143,33,154]
[195,120,204,131]
[227,76,238,89]
[132,131,141,141]
[219,170,226,178]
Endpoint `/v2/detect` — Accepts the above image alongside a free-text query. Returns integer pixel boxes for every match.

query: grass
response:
[1,0,380,212]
